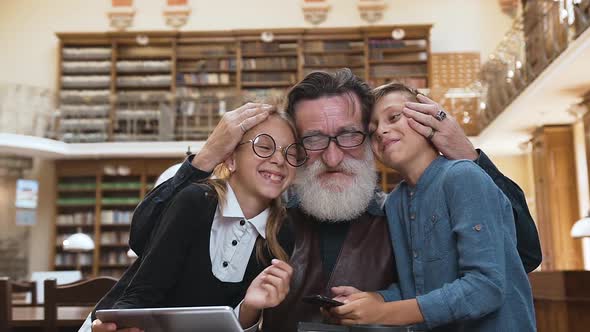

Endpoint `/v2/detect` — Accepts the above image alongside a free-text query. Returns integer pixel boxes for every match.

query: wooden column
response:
[532,125,584,270]
[583,92,590,194]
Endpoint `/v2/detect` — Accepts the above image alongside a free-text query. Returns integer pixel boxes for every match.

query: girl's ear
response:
[224,154,236,173]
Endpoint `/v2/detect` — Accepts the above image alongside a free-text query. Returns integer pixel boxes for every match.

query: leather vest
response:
[262,207,396,332]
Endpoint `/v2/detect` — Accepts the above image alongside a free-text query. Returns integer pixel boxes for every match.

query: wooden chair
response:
[11,280,37,306]
[0,277,12,332]
[43,277,117,332]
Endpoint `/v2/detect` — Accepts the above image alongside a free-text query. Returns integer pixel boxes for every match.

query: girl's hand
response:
[239,259,293,328]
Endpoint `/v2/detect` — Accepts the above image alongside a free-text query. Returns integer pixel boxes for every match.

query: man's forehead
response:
[294,95,362,132]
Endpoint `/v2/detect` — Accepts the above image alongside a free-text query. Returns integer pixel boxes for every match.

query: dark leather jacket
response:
[262,208,396,332]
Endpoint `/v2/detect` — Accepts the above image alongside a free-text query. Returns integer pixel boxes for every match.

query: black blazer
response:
[92,183,294,318]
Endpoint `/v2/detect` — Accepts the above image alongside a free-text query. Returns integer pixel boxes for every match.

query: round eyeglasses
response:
[301,131,367,151]
[238,133,308,167]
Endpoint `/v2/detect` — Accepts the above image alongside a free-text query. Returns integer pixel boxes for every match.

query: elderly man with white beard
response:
[89,69,540,332]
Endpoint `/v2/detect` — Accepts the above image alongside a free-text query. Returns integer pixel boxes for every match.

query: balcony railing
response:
[445,0,590,135]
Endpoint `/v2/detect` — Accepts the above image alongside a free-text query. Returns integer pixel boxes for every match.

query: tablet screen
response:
[96,306,243,332]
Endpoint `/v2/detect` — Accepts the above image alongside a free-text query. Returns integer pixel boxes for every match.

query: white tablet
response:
[96,306,243,332]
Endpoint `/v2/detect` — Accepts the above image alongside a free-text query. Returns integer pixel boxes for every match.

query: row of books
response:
[178,59,237,72]
[59,118,109,131]
[57,198,96,206]
[370,64,428,77]
[242,57,297,70]
[117,110,160,120]
[177,44,235,58]
[101,210,133,225]
[368,39,427,49]
[304,40,364,52]
[62,47,112,60]
[62,76,110,89]
[117,75,172,88]
[177,73,233,85]
[241,42,297,53]
[117,60,172,73]
[60,90,110,104]
[57,212,94,225]
[112,133,161,141]
[55,252,93,266]
[370,52,428,62]
[101,197,141,205]
[58,182,96,191]
[100,252,134,265]
[61,132,108,143]
[60,105,110,118]
[62,61,111,74]
[101,182,142,190]
[304,54,364,66]
[242,72,297,83]
[100,231,131,244]
[57,197,140,205]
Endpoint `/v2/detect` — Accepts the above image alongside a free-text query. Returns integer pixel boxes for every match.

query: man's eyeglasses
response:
[300,131,367,151]
[238,133,308,167]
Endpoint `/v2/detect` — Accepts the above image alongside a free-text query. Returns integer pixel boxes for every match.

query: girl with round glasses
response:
[92,109,306,332]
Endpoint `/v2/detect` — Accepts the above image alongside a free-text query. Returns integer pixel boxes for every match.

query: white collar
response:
[222,184,268,239]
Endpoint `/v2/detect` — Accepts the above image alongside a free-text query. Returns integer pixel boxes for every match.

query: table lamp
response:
[572,212,590,238]
[63,231,95,272]
[572,211,590,270]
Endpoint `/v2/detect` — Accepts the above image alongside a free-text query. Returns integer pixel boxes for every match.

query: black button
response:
[222,261,228,267]
[232,240,238,246]
[239,219,245,226]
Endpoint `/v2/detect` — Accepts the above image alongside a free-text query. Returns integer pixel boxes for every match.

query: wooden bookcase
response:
[53,158,179,278]
[56,25,432,143]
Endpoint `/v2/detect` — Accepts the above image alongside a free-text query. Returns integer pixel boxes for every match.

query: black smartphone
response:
[302,294,344,308]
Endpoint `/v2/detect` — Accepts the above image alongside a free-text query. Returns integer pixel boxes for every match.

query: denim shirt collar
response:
[402,155,447,193]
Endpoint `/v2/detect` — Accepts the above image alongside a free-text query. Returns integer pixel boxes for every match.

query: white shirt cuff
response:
[78,314,92,332]
[234,300,262,332]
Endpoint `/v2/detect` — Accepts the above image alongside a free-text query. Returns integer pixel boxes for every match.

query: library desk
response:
[11,306,92,327]
[529,271,590,332]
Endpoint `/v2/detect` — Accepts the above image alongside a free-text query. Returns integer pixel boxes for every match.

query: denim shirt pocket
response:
[423,213,453,261]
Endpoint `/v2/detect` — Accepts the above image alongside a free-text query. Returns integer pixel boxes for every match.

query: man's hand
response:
[403,94,478,161]
[91,319,143,332]
[239,259,293,328]
[192,103,275,172]
[328,292,387,326]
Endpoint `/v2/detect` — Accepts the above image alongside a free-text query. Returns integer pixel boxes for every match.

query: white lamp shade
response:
[155,163,182,187]
[571,216,590,238]
[63,233,95,251]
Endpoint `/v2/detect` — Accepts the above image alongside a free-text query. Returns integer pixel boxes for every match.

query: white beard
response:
[294,143,377,222]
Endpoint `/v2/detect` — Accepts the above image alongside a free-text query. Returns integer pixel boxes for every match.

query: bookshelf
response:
[56,25,432,142]
[53,158,179,278]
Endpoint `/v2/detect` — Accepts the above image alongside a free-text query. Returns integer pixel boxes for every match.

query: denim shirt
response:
[379,157,536,331]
